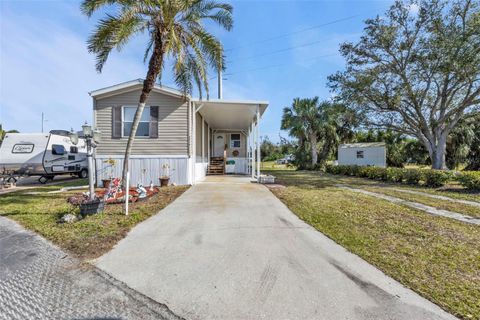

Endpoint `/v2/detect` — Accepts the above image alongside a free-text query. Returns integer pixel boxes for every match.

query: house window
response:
[52,144,65,155]
[230,134,241,148]
[123,106,150,137]
[356,150,364,159]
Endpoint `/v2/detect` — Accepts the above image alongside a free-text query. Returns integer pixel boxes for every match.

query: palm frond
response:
[87,13,145,72]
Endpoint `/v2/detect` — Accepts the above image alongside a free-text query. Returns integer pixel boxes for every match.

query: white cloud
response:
[0,12,147,133]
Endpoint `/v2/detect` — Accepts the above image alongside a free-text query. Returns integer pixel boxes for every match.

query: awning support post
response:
[247,127,251,175]
[256,106,261,178]
[207,123,210,164]
[251,121,255,179]
[192,102,197,184]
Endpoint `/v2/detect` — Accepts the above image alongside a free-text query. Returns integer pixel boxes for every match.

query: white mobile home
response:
[90,79,269,186]
[337,142,386,167]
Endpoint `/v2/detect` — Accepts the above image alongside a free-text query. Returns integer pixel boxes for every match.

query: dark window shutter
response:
[149,106,159,138]
[112,106,122,138]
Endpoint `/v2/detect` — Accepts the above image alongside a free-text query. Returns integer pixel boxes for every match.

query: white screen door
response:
[213,133,226,157]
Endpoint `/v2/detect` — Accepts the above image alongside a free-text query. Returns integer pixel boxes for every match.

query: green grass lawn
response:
[265,169,480,320]
[0,181,188,260]
[260,160,296,171]
[362,186,480,218]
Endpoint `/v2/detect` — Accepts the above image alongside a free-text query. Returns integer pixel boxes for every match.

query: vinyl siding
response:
[94,89,188,155]
[95,155,188,186]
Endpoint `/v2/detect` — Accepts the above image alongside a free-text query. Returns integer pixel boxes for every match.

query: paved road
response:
[0,217,181,320]
[97,176,456,320]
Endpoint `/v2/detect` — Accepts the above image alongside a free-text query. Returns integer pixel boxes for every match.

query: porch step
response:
[207,166,224,175]
[207,157,225,175]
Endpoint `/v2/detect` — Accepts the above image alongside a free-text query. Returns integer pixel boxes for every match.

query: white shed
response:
[338,142,386,167]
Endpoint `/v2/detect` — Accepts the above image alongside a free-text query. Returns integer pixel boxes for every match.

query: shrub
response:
[404,169,424,185]
[386,168,405,183]
[458,171,480,190]
[324,165,460,189]
[423,170,452,187]
[365,167,388,181]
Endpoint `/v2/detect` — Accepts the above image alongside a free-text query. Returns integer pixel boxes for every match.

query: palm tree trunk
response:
[309,132,318,168]
[122,34,163,189]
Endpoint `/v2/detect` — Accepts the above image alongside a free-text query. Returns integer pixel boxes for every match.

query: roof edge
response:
[89,79,189,99]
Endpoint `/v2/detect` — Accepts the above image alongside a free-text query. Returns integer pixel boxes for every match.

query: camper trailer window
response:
[52,144,66,155]
[123,106,150,137]
[12,144,34,153]
[356,150,364,159]
[70,146,78,154]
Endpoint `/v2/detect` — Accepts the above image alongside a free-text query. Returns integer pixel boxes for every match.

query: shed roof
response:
[339,142,386,148]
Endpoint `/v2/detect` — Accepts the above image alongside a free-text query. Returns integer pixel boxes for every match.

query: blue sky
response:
[0,0,393,142]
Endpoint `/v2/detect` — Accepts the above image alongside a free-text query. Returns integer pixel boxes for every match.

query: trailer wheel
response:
[78,169,88,179]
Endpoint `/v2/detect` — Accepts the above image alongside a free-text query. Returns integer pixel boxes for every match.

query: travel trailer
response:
[0,130,88,183]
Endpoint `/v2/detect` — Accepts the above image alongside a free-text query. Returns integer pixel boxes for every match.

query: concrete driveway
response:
[96,176,455,320]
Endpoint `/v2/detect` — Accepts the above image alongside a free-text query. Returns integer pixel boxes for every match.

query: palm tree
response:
[82,0,233,186]
[281,97,322,167]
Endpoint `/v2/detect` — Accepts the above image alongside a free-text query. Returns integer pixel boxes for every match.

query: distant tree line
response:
[0,125,19,144]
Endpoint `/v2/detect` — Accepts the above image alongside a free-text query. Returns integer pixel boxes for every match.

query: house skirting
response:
[95,155,189,186]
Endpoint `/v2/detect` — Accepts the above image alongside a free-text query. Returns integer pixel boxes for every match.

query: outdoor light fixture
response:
[82,122,92,137]
[81,122,102,200]
[69,130,79,145]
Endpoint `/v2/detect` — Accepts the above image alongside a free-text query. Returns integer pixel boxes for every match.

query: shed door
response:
[213,133,226,157]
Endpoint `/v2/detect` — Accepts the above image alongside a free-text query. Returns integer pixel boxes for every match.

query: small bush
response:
[404,169,424,185]
[458,171,480,190]
[386,168,405,183]
[423,170,452,187]
[365,167,388,181]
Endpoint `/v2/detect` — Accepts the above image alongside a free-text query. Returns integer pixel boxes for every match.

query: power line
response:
[223,53,338,78]
[225,14,359,52]
[229,38,333,62]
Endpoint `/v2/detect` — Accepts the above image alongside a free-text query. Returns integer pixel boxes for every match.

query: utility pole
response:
[217,69,223,99]
[41,112,48,133]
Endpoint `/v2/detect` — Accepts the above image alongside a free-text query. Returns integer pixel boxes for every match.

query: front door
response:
[213,133,226,157]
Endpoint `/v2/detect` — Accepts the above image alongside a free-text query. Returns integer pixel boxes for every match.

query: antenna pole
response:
[218,69,223,99]
[41,112,44,133]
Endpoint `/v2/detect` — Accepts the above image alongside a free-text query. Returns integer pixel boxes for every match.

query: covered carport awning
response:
[193,100,268,130]
[191,99,269,181]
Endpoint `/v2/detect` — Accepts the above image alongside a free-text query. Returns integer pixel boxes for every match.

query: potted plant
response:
[102,158,117,188]
[225,159,235,174]
[67,193,105,216]
[159,163,171,187]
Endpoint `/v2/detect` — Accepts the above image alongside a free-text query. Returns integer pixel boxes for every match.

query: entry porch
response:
[191,100,268,183]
